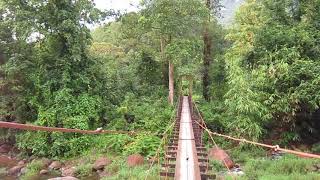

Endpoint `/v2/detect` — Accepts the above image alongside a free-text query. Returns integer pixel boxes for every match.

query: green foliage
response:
[311,143,320,153]
[123,133,161,158]
[223,0,320,139]
[92,132,161,158]
[2,1,320,174]
[92,22,122,44]
[0,0,109,157]
[279,132,301,145]
[102,160,159,180]
[142,0,208,37]
[20,159,48,180]
[240,155,320,180]
[110,94,173,134]
[94,134,133,154]
[75,163,93,178]
[209,159,225,172]
[196,99,229,133]
[166,39,203,76]
[17,132,94,157]
[0,167,6,177]
[229,145,266,164]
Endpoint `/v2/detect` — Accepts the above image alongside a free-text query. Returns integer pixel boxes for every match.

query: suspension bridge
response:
[1,95,320,180]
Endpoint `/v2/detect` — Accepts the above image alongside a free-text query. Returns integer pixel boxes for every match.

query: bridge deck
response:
[175,96,201,180]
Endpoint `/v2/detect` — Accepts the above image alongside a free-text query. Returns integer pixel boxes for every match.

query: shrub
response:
[102,160,159,180]
[241,154,320,179]
[75,164,93,178]
[123,133,161,158]
[94,134,133,154]
[20,159,48,180]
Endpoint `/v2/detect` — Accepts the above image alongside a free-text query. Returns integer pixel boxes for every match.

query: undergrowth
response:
[102,159,159,180]
[20,159,53,180]
[239,154,320,180]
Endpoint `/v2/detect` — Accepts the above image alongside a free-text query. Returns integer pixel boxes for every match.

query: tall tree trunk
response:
[168,62,174,105]
[162,36,174,105]
[160,37,168,87]
[203,0,212,101]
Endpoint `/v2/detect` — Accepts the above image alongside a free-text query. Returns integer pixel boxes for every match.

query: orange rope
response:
[0,121,135,135]
[193,112,232,172]
[193,103,320,159]
[193,103,232,169]
[210,131,320,159]
[144,97,180,180]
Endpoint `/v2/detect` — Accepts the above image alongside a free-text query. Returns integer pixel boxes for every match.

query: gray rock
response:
[93,157,112,170]
[40,169,49,175]
[49,161,62,170]
[0,144,12,153]
[270,151,284,160]
[40,158,52,167]
[17,160,26,166]
[20,167,27,175]
[97,169,111,178]
[61,166,76,177]
[7,165,24,176]
[228,167,245,176]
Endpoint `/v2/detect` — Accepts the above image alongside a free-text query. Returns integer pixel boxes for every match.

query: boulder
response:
[48,176,79,180]
[93,157,112,170]
[7,165,24,176]
[0,144,12,153]
[41,158,52,167]
[97,169,112,178]
[208,147,234,169]
[127,154,144,167]
[20,167,27,175]
[40,169,49,175]
[17,160,26,166]
[61,166,76,177]
[49,161,62,170]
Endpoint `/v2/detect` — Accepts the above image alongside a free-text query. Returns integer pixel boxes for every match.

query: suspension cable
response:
[0,121,135,135]
[144,97,180,180]
[193,102,320,159]
[193,102,232,173]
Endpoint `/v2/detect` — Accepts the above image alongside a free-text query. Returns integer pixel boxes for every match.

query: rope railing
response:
[1,98,181,179]
[192,102,320,159]
[210,131,320,159]
[144,96,180,180]
[192,102,233,174]
[0,121,135,135]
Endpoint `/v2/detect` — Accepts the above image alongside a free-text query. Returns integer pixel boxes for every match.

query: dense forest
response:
[0,0,320,179]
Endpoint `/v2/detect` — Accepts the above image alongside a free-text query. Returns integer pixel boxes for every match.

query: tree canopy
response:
[1,0,320,159]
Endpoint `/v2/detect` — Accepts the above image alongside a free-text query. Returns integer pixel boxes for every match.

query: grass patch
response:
[20,159,47,180]
[75,163,93,178]
[0,167,6,176]
[102,159,159,180]
[229,145,266,164]
[237,154,320,179]
[210,159,225,172]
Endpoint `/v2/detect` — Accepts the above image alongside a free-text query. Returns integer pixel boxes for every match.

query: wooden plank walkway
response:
[175,96,201,180]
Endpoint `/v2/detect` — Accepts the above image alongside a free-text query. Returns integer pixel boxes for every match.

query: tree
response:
[202,0,222,101]
[1,0,107,156]
[225,0,320,140]
[142,0,207,104]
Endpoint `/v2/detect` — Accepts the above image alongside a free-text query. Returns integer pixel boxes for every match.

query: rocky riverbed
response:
[0,143,147,180]
[0,143,99,180]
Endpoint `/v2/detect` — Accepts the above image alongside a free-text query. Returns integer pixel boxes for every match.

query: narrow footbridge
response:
[158,95,320,180]
[160,96,214,179]
[1,96,320,180]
